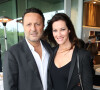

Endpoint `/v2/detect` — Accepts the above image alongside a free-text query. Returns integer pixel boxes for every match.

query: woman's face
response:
[52,20,70,45]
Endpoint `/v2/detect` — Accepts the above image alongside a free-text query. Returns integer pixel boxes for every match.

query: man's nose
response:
[31,24,36,31]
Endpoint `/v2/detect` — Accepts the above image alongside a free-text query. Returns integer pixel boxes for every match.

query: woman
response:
[44,13,93,90]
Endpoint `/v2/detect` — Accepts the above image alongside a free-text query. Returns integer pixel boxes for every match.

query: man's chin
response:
[29,39,40,42]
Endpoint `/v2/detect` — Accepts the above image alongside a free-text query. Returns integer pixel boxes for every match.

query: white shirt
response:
[26,39,50,90]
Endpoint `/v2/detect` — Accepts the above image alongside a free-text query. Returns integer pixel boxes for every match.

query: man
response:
[3,7,53,90]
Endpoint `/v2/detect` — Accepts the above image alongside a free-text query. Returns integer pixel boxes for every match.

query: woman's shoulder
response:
[77,47,91,57]
[77,48,92,64]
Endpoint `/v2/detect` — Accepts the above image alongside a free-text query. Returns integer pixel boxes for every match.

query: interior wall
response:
[82,1,100,43]
[83,2,100,27]
[71,0,83,38]
[82,26,100,42]
[71,0,78,33]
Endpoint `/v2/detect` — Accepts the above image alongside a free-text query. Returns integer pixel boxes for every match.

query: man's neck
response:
[27,39,41,48]
[27,39,42,59]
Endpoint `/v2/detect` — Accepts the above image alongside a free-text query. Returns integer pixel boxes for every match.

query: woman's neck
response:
[59,41,72,50]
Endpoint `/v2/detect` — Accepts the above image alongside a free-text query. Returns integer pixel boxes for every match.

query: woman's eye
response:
[61,28,65,31]
[52,30,57,32]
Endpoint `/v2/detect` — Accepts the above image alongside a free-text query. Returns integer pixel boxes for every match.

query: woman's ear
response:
[69,30,70,33]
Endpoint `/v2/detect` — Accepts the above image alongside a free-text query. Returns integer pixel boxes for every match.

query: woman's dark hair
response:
[22,7,45,24]
[43,13,79,48]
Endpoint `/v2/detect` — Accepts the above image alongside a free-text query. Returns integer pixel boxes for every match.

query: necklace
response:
[57,48,70,53]
[57,49,70,57]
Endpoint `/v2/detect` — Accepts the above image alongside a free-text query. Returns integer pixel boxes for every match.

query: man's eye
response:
[36,23,40,26]
[27,24,31,26]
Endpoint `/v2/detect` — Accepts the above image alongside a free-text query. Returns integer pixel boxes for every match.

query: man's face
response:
[23,12,44,43]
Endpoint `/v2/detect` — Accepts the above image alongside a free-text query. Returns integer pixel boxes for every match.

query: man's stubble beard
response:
[26,31,43,43]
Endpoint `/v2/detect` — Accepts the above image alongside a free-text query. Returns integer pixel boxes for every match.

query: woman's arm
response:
[80,51,93,90]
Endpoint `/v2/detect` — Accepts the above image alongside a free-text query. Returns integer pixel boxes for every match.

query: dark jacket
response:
[48,46,93,90]
[3,39,53,90]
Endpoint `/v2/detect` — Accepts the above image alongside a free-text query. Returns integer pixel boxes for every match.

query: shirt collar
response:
[25,38,35,51]
[25,38,45,54]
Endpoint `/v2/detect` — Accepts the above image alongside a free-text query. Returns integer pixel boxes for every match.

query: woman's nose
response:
[57,31,61,36]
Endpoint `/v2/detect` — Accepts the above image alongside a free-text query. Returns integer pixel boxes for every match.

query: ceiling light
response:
[93,1,96,3]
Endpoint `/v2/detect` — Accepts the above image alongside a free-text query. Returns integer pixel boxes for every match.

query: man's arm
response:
[3,51,18,90]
